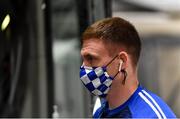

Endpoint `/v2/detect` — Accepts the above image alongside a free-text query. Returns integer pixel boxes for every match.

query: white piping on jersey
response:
[93,97,101,115]
[138,92,162,119]
[142,90,167,119]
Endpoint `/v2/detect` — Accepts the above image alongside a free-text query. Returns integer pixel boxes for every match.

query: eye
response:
[81,51,100,66]
[86,55,93,61]
[82,54,96,65]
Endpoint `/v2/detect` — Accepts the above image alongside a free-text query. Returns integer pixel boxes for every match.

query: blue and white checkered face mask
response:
[80,55,122,97]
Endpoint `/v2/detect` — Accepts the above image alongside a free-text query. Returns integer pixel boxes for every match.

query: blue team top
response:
[93,85,176,118]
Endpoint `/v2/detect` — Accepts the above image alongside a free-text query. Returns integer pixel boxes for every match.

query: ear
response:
[117,51,128,70]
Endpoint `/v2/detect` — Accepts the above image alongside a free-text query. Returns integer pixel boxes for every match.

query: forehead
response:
[81,38,110,56]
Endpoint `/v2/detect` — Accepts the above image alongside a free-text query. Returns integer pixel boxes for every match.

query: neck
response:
[106,72,139,110]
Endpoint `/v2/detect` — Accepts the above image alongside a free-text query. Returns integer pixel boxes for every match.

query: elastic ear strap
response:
[121,70,127,85]
[113,60,123,79]
[105,54,118,67]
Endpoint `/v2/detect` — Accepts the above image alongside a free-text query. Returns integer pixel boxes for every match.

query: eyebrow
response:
[81,52,99,59]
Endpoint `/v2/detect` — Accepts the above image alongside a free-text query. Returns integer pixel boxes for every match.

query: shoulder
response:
[129,88,176,118]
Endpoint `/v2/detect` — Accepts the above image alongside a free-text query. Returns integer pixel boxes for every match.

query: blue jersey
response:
[93,85,176,118]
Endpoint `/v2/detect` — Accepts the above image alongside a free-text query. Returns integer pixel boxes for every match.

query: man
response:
[79,17,176,118]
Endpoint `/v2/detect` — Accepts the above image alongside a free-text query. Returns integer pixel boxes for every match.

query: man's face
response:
[81,38,119,77]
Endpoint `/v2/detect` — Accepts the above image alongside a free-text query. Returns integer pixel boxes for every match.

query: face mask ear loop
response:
[113,71,120,79]
[112,60,123,79]
[118,60,127,85]
[105,54,118,67]
[121,70,127,85]
[114,60,127,85]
